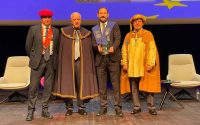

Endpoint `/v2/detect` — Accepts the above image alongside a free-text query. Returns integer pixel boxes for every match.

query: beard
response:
[99,17,108,23]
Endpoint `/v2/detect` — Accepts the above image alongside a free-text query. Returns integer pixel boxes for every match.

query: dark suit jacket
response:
[92,22,121,66]
[25,24,59,70]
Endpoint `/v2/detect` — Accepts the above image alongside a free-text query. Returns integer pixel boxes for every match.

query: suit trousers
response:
[96,56,122,110]
[28,56,54,111]
[130,77,155,110]
[65,58,85,110]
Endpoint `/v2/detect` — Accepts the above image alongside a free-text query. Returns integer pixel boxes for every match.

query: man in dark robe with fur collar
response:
[53,12,98,116]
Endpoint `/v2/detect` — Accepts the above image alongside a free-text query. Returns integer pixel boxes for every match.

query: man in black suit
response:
[25,9,59,121]
[92,7,123,117]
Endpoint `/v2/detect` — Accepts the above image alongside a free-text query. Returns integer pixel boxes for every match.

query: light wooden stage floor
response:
[0,88,200,125]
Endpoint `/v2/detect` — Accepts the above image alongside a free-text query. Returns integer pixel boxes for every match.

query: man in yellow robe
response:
[121,14,161,115]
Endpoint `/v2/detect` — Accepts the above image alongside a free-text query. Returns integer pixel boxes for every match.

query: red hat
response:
[38,9,53,17]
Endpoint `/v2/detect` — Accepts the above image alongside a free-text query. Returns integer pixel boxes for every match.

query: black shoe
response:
[41,111,53,119]
[130,108,141,114]
[149,109,157,115]
[26,112,34,121]
[78,109,87,115]
[115,109,124,117]
[65,109,73,116]
[96,108,107,116]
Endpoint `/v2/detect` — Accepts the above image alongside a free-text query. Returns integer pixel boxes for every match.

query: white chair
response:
[0,56,30,103]
[167,54,200,101]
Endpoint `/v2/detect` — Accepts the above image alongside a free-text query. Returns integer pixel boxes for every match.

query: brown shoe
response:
[26,112,34,121]
[149,109,157,115]
[65,109,73,116]
[130,108,141,114]
[115,109,124,117]
[78,109,87,115]
[41,110,53,119]
[96,108,107,116]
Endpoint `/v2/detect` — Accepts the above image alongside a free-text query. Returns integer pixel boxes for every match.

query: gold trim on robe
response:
[53,27,98,99]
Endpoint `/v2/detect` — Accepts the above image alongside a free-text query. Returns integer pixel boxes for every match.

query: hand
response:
[98,45,103,54]
[146,64,153,72]
[123,64,128,72]
[108,46,114,54]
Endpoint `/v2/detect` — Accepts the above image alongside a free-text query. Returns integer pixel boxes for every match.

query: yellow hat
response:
[130,14,146,23]
[130,14,146,31]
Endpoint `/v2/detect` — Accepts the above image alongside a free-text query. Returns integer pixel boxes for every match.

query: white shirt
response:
[100,21,108,33]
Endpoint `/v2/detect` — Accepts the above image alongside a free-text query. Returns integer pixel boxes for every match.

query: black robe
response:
[53,26,98,99]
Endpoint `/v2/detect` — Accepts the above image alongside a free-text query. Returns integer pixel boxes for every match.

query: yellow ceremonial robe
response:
[120,29,161,94]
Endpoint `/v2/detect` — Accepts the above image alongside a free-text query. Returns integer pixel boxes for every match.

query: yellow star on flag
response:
[146,15,159,19]
[154,0,187,9]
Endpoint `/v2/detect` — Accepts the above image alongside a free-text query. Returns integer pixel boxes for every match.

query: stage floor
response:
[0,88,200,125]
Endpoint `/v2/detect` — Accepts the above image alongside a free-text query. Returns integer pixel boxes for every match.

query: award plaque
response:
[102,45,109,55]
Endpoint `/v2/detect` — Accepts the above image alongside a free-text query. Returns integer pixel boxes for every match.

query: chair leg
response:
[173,89,196,100]
[159,91,168,110]
[183,90,195,98]
[15,92,28,99]
[0,96,9,104]
[173,89,186,97]
[168,91,184,108]
[0,91,27,104]
[14,92,28,102]
[0,92,16,104]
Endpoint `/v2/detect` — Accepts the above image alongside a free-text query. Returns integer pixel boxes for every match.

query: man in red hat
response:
[25,9,59,121]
